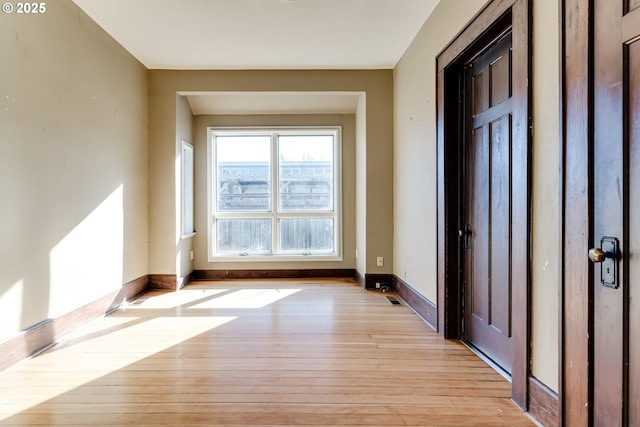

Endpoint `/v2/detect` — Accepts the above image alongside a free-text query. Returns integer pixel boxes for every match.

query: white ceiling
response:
[72,0,440,70]
[71,0,440,115]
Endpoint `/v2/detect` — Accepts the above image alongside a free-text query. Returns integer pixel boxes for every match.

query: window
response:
[208,128,341,261]
[180,140,195,237]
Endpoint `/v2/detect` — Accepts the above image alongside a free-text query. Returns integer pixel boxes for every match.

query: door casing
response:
[436,0,532,409]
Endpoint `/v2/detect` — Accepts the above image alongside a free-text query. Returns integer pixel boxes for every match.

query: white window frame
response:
[180,140,196,239]
[207,127,342,262]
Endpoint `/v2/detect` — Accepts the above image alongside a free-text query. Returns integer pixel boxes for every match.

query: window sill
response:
[181,232,197,240]
[209,254,343,263]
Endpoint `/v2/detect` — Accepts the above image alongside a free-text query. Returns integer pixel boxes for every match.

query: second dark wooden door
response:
[592,0,640,424]
[462,33,513,373]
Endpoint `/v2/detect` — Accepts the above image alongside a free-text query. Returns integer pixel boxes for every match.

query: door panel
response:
[490,52,511,106]
[468,126,489,321]
[490,116,511,336]
[593,1,640,425]
[463,34,513,373]
[473,71,486,114]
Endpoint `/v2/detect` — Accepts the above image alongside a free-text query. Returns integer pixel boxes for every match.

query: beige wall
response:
[393,0,560,392]
[393,0,487,304]
[0,1,148,341]
[531,0,560,392]
[148,92,177,274]
[191,114,356,270]
[148,71,393,276]
[356,96,368,275]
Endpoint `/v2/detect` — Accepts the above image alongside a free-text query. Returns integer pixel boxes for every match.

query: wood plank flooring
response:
[0,279,535,426]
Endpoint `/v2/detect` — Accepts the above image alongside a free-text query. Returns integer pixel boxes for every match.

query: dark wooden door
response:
[462,34,513,373]
[592,1,640,424]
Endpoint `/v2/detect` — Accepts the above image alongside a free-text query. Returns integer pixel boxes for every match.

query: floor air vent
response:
[386,296,401,305]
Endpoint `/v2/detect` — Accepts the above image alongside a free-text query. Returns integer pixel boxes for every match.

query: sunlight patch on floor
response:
[0,316,236,418]
[190,288,302,309]
[129,288,230,309]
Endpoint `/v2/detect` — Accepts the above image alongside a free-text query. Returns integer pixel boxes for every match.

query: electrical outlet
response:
[376,282,381,289]
[377,256,384,267]
[190,250,194,261]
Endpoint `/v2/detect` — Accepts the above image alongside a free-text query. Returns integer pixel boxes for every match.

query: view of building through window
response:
[210,129,340,258]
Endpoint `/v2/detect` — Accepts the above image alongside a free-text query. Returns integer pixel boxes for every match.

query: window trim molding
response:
[207,126,343,262]
[180,140,195,239]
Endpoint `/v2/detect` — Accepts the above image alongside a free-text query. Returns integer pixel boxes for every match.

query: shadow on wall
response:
[0,183,127,344]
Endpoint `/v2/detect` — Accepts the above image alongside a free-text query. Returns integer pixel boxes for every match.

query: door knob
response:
[458,224,472,237]
[459,224,472,249]
[588,247,608,263]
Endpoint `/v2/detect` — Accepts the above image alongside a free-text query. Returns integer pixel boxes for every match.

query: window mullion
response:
[272,132,279,255]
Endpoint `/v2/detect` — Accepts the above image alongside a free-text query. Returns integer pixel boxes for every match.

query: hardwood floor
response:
[0,279,534,426]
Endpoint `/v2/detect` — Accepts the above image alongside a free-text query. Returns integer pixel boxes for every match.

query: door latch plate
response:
[600,236,619,288]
